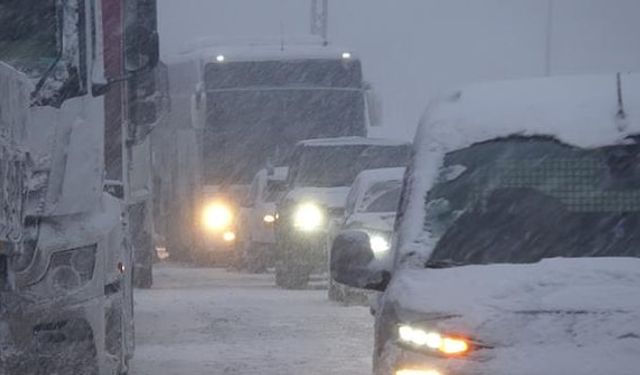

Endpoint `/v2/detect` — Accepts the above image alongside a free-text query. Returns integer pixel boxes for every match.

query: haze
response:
[159,0,640,138]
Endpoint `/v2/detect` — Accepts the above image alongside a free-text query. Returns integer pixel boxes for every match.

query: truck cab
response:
[0,0,158,373]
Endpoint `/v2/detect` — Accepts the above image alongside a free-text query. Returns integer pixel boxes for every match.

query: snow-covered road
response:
[130,264,373,375]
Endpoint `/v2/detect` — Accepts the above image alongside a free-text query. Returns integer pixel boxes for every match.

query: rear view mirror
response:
[365,86,383,128]
[125,0,159,74]
[330,231,390,291]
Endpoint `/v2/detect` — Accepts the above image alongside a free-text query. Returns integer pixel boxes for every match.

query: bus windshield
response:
[204,89,366,186]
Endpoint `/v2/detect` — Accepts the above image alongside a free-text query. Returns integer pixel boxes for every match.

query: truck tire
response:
[328,277,345,302]
[275,262,310,289]
[245,242,268,273]
[133,265,153,289]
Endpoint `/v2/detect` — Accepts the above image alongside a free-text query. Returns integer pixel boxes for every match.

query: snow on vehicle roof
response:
[353,167,406,191]
[255,166,289,182]
[170,36,356,64]
[298,137,410,148]
[397,73,640,266]
[420,73,640,153]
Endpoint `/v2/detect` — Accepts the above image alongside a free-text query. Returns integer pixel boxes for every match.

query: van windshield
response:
[294,145,410,188]
[425,137,640,266]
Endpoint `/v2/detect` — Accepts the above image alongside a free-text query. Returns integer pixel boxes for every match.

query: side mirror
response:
[365,87,383,128]
[125,0,159,74]
[125,27,159,74]
[330,231,390,291]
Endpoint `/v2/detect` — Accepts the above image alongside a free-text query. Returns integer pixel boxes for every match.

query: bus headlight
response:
[293,203,325,232]
[202,202,234,232]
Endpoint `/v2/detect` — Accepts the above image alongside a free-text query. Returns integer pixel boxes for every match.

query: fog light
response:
[223,231,236,242]
[396,370,442,375]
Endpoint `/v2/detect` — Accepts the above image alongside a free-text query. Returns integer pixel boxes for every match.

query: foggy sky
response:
[159,0,640,139]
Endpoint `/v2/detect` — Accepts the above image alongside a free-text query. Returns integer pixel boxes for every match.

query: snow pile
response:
[397,73,640,264]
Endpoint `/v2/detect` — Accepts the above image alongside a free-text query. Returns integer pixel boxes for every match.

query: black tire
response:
[328,277,345,302]
[245,242,268,273]
[275,262,310,289]
[133,266,153,289]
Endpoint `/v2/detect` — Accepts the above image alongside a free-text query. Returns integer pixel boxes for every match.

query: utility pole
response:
[544,0,554,76]
[310,0,329,45]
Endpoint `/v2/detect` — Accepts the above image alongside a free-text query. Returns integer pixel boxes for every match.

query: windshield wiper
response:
[424,259,465,269]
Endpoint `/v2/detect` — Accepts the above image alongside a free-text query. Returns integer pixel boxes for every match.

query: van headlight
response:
[293,202,325,232]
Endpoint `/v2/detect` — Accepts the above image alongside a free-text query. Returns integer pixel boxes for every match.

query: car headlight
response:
[202,202,234,231]
[293,202,325,232]
[398,324,470,356]
[47,245,97,293]
[263,214,276,224]
[396,370,442,375]
[369,233,391,255]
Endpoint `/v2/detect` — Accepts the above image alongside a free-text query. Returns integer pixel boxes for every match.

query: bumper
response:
[380,343,640,375]
[0,292,121,375]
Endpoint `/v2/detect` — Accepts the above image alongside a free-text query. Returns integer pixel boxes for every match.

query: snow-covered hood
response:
[345,212,396,233]
[388,258,640,373]
[285,187,351,210]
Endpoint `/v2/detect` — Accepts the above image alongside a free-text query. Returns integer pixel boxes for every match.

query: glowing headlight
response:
[223,231,236,242]
[396,370,442,375]
[263,214,276,224]
[293,203,325,232]
[216,54,225,62]
[202,202,234,231]
[342,52,352,59]
[398,325,470,356]
[369,234,391,255]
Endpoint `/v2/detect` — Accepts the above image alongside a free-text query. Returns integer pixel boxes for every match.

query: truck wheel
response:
[245,242,268,273]
[328,278,345,302]
[275,262,310,289]
[133,266,153,289]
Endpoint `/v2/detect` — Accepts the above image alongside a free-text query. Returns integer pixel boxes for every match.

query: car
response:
[329,167,406,302]
[275,137,411,289]
[238,167,289,272]
[330,73,640,375]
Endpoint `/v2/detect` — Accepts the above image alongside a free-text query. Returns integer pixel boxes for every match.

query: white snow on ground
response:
[130,264,373,375]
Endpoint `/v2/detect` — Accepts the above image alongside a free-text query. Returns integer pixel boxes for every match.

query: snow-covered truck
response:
[156,38,382,263]
[0,0,158,373]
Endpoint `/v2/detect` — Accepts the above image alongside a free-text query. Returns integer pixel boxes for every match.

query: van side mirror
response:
[365,85,383,128]
[330,231,390,291]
